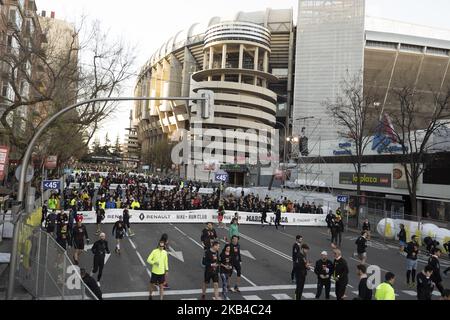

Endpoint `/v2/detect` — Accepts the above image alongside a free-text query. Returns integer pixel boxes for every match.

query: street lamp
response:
[8,95,212,300]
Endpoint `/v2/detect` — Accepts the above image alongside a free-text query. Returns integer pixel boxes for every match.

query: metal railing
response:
[13,210,98,300]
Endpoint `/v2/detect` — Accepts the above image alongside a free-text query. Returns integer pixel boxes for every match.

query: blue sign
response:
[215,173,229,183]
[63,168,73,174]
[43,180,61,190]
[337,195,348,203]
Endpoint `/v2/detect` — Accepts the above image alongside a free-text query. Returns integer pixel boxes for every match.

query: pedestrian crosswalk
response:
[176,289,442,300]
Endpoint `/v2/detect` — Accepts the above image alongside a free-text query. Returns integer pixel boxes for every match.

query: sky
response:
[35,0,450,146]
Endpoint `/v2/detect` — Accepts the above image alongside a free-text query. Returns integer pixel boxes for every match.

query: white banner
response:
[77,209,327,227]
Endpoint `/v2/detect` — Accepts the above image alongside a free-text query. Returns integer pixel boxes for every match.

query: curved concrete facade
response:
[134,8,294,182]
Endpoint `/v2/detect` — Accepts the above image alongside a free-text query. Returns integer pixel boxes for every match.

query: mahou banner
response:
[0,146,9,182]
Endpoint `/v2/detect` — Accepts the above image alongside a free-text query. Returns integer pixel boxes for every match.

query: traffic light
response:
[198,90,214,119]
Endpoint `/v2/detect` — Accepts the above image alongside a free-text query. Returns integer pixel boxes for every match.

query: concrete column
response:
[209,47,214,70]
[239,44,244,69]
[203,50,208,70]
[222,44,227,69]
[254,47,259,71]
[264,50,269,73]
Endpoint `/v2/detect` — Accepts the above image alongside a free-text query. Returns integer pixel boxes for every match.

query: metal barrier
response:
[13,212,98,300]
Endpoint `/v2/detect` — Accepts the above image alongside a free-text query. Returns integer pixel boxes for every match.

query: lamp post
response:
[276,121,288,190]
[8,95,211,300]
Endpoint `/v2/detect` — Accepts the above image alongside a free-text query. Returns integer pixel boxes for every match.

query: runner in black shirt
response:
[45,210,57,236]
[355,264,372,300]
[123,208,134,236]
[72,216,89,265]
[417,265,434,300]
[201,241,220,300]
[112,216,127,255]
[220,244,233,300]
[56,210,68,236]
[294,244,310,300]
[405,235,419,288]
[95,208,105,235]
[229,235,242,293]
[333,249,349,300]
[91,232,110,286]
[41,200,48,227]
[291,235,303,283]
[428,248,444,296]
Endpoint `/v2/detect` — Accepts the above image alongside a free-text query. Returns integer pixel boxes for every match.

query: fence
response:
[13,208,98,300]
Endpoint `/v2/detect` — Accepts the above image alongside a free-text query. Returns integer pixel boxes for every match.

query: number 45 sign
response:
[43,180,61,191]
[215,173,229,183]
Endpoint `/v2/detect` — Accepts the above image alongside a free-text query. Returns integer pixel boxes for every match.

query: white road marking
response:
[127,236,152,280]
[182,298,198,300]
[244,295,261,300]
[83,244,93,251]
[432,291,441,296]
[172,225,257,287]
[225,228,291,261]
[272,293,293,300]
[278,231,296,239]
[330,292,336,298]
[349,257,390,272]
[302,293,316,299]
[241,250,256,260]
[102,284,328,299]
[402,290,416,296]
[104,253,111,264]
[167,246,184,263]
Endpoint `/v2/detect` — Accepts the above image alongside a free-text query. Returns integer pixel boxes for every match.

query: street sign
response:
[15,165,34,183]
[215,172,229,183]
[337,195,349,203]
[43,180,61,191]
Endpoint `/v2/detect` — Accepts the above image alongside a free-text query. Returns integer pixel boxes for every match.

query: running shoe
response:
[234,286,240,293]
[97,282,101,287]
[200,294,206,300]
[163,283,170,289]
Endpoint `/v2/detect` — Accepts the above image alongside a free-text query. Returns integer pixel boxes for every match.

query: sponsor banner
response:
[339,172,392,188]
[45,156,58,170]
[77,209,327,226]
[393,164,409,189]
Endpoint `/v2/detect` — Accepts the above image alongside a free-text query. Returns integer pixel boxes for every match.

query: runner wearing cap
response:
[72,215,89,265]
[91,232,110,287]
[314,251,333,299]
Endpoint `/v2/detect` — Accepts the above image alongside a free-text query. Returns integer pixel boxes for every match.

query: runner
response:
[112,216,127,254]
[332,248,349,300]
[56,222,68,251]
[217,201,225,229]
[201,240,221,300]
[80,268,102,300]
[314,250,333,300]
[291,235,303,283]
[405,235,419,288]
[361,218,371,240]
[325,210,334,237]
[274,204,282,230]
[201,222,218,266]
[294,244,310,300]
[397,224,407,255]
[354,231,368,265]
[95,208,105,235]
[220,244,233,300]
[427,248,444,296]
[417,265,434,300]
[45,209,57,236]
[72,215,89,265]
[228,218,239,243]
[147,240,169,300]
[159,233,170,289]
[260,203,269,227]
[229,235,242,293]
[375,272,396,300]
[355,264,372,300]
[91,232,110,287]
[123,207,134,236]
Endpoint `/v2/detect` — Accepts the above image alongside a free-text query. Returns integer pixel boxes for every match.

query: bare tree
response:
[388,87,450,216]
[0,17,136,163]
[325,73,380,218]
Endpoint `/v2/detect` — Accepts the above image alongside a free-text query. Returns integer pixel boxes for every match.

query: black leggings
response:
[295,273,306,300]
[92,255,105,281]
[335,280,347,300]
[316,278,331,299]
